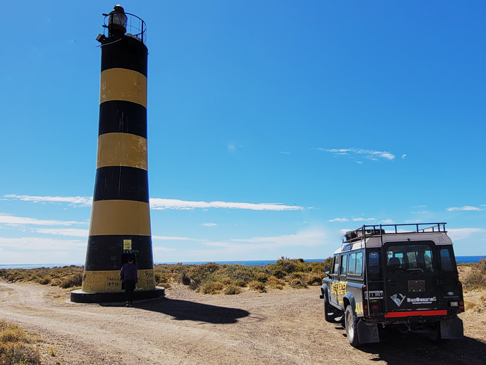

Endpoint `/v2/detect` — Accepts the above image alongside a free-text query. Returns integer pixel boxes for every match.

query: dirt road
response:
[1,282,485,365]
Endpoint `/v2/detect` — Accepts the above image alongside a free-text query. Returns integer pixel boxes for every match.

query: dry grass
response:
[0,266,83,289]
[458,260,486,292]
[0,258,332,296]
[0,320,41,365]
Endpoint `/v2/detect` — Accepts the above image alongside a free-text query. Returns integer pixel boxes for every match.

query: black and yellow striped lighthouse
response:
[72,6,163,303]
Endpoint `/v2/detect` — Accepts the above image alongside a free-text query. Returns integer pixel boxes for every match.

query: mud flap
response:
[440,317,464,339]
[357,320,380,344]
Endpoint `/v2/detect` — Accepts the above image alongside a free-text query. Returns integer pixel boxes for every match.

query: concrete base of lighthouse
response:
[70,286,165,303]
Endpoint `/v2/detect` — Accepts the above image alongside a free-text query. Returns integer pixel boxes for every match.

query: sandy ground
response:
[1,281,486,365]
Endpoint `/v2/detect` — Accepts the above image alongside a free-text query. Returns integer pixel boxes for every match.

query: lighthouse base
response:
[70,286,165,303]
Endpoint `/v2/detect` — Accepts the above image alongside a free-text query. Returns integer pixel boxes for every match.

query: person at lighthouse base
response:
[120,257,138,306]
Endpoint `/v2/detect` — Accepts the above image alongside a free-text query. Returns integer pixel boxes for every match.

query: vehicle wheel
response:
[345,305,360,347]
[426,322,441,342]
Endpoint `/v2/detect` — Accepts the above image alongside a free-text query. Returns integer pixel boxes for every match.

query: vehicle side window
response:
[341,254,348,275]
[440,248,453,271]
[356,252,363,275]
[332,255,340,275]
[348,253,356,275]
[347,251,363,276]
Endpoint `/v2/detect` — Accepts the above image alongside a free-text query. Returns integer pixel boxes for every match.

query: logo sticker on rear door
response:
[390,293,406,307]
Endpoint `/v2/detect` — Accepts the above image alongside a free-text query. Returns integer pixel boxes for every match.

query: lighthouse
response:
[71,6,163,303]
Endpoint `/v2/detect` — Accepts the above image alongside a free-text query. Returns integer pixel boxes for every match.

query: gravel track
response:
[1,281,485,364]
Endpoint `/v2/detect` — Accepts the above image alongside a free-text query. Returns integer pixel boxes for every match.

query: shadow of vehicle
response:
[355,328,486,365]
[102,297,250,324]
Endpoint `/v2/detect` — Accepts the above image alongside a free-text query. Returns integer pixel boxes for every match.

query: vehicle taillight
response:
[459,300,464,312]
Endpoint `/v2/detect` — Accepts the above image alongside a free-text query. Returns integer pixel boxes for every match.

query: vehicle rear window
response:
[387,244,434,272]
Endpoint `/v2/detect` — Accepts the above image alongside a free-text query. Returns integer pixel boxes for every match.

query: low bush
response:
[60,274,82,289]
[248,281,266,293]
[267,276,285,290]
[200,281,224,294]
[305,273,323,286]
[234,279,247,287]
[462,269,486,291]
[224,285,241,295]
[0,258,331,295]
[39,275,52,285]
[0,320,41,365]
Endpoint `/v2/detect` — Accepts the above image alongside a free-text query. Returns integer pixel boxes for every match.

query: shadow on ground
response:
[102,297,250,324]
[353,328,486,365]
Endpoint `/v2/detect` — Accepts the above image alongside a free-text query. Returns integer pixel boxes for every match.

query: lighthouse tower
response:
[72,6,163,303]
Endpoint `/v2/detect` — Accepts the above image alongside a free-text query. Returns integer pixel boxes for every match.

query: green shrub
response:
[272,269,286,279]
[39,275,52,285]
[200,281,224,294]
[267,276,285,289]
[224,284,241,295]
[289,278,306,289]
[234,279,247,287]
[305,273,323,286]
[60,274,82,289]
[221,277,231,285]
[248,281,266,293]
[255,272,269,283]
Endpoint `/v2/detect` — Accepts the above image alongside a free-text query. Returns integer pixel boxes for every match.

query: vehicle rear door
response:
[384,241,441,313]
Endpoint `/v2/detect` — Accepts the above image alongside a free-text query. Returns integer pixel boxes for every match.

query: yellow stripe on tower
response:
[82,269,155,293]
[89,200,151,236]
[97,133,148,170]
[100,68,147,107]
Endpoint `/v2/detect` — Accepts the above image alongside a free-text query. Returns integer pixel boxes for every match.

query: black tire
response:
[323,293,335,323]
[345,305,360,347]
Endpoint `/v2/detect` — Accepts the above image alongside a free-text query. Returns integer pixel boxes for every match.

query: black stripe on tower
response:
[101,36,148,76]
[99,101,147,138]
[85,235,154,271]
[93,166,149,203]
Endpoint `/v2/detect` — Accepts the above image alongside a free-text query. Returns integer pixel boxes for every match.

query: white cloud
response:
[202,223,217,227]
[380,219,394,224]
[0,214,84,226]
[279,151,291,155]
[329,218,348,222]
[402,154,407,159]
[150,198,302,211]
[352,217,376,222]
[5,194,303,212]
[447,228,486,241]
[447,206,484,212]
[206,228,328,250]
[36,228,89,237]
[0,237,85,251]
[4,194,92,206]
[152,236,198,241]
[153,247,176,252]
[318,148,395,161]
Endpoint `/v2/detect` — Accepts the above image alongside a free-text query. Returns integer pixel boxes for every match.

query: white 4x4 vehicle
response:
[321,223,464,347]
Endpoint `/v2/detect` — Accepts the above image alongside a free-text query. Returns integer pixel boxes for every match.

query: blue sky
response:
[1,1,485,265]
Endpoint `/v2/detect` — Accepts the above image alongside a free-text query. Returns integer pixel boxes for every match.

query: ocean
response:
[0,256,484,269]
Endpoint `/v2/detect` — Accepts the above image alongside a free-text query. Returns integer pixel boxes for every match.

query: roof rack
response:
[344,223,447,243]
